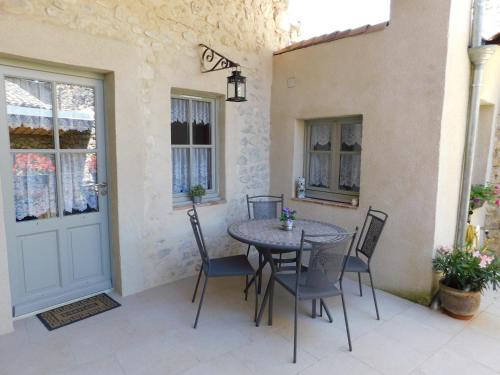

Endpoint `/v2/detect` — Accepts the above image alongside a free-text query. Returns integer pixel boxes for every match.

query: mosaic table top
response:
[228,219,347,251]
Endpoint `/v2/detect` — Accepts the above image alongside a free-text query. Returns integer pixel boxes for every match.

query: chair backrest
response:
[356,206,388,259]
[187,205,210,268]
[246,194,284,220]
[297,229,358,291]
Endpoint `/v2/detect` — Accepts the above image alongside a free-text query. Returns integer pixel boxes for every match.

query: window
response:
[171,94,218,205]
[304,116,362,203]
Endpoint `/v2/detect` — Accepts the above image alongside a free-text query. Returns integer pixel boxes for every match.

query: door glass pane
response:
[339,154,361,192]
[5,77,54,149]
[192,148,212,190]
[309,153,329,188]
[171,98,189,145]
[192,100,211,145]
[341,123,362,151]
[310,124,331,151]
[172,148,190,193]
[57,84,96,149]
[12,153,57,221]
[61,153,99,215]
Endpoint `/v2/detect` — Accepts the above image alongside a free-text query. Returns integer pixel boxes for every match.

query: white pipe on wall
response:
[455,0,498,246]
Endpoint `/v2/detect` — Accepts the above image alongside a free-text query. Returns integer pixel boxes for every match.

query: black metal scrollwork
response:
[199,44,239,73]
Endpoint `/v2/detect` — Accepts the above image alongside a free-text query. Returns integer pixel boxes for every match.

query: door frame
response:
[0,64,115,316]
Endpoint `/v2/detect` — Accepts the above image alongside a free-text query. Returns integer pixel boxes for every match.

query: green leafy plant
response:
[433,245,500,292]
[191,184,206,197]
[470,183,500,209]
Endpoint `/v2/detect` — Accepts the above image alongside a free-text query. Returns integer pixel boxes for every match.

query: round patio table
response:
[228,218,347,325]
[228,218,347,251]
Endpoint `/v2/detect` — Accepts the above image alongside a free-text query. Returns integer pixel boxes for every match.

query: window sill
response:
[290,197,358,209]
[173,198,226,211]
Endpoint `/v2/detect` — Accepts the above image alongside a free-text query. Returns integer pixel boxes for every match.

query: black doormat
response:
[37,293,120,331]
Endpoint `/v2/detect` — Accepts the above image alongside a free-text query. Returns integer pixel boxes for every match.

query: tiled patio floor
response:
[1,269,499,375]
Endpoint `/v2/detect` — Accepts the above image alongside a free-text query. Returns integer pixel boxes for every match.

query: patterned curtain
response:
[341,123,362,151]
[310,124,331,150]
[12,153,58,221]
[192,148,211,189]
[61,154,98,214]
[339,154,361,192]
[171,98,188,123]
[172,148,190,193]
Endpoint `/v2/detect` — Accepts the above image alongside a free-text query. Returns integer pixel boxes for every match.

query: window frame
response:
[304,115,362,203]
[171,94,219,206]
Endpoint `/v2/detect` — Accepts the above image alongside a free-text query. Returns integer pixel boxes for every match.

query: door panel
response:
[0,66,111,316]
[19,231,61,293]
[69,224,103,281]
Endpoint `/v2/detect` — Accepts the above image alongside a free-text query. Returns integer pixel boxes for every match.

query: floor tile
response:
[410,348,499,375]
[351,331,428,375]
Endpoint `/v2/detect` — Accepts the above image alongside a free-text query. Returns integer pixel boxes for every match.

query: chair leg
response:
[192,268,203,303]
[320,299,333,323]
[193,274,208,329]
[293,294,298,363]
[319,300,323,317]
[256,278,272,326]
[245,245,251,299]
[254,273,258,322]
[258,253,263,294]
[268,277,274,326]
[368,270,381,320]
[358,272,363,296]
[311,299,317,319]
[340,292,352,351]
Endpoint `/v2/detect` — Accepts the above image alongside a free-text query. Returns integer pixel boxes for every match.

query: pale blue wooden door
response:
[0,66,112,316]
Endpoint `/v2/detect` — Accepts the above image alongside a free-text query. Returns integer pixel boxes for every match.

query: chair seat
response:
[207,255,255,277]
[274,273,341,300]
[345,256,369,273]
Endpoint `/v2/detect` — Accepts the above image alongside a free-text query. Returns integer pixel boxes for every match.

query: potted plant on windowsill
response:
[433,245,499,320]
[191,184,206,204]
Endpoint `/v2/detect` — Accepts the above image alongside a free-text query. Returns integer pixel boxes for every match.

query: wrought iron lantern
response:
[226,68,247,102]
[199,44,247,102]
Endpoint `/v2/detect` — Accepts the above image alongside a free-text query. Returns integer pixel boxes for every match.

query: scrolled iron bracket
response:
[199,44,239,73]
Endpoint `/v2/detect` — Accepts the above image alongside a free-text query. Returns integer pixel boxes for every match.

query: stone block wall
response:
[486,113,500,253]
[0,0,293,294]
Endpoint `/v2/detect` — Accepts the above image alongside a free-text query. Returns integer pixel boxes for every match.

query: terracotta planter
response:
[440,281,481,320]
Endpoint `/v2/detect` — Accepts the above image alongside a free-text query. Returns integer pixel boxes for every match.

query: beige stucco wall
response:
[0,0,291,334]
[433,0,471,248]
[270,0,465,303]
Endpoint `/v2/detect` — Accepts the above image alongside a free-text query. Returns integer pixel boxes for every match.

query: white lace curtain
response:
[308,123,362,191]
[13,153,98,221]
[339,155,361,191]
[310,124,331,150]
[61,154,98,214]
[341,123,362,149]
[192,101,210,124]
[171,98,188,123]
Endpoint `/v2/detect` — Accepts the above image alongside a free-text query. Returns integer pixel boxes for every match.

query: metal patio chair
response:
[344,206,388,320]
[258,228,358,363]
[244,194,296,295]
[188,205,258,328]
